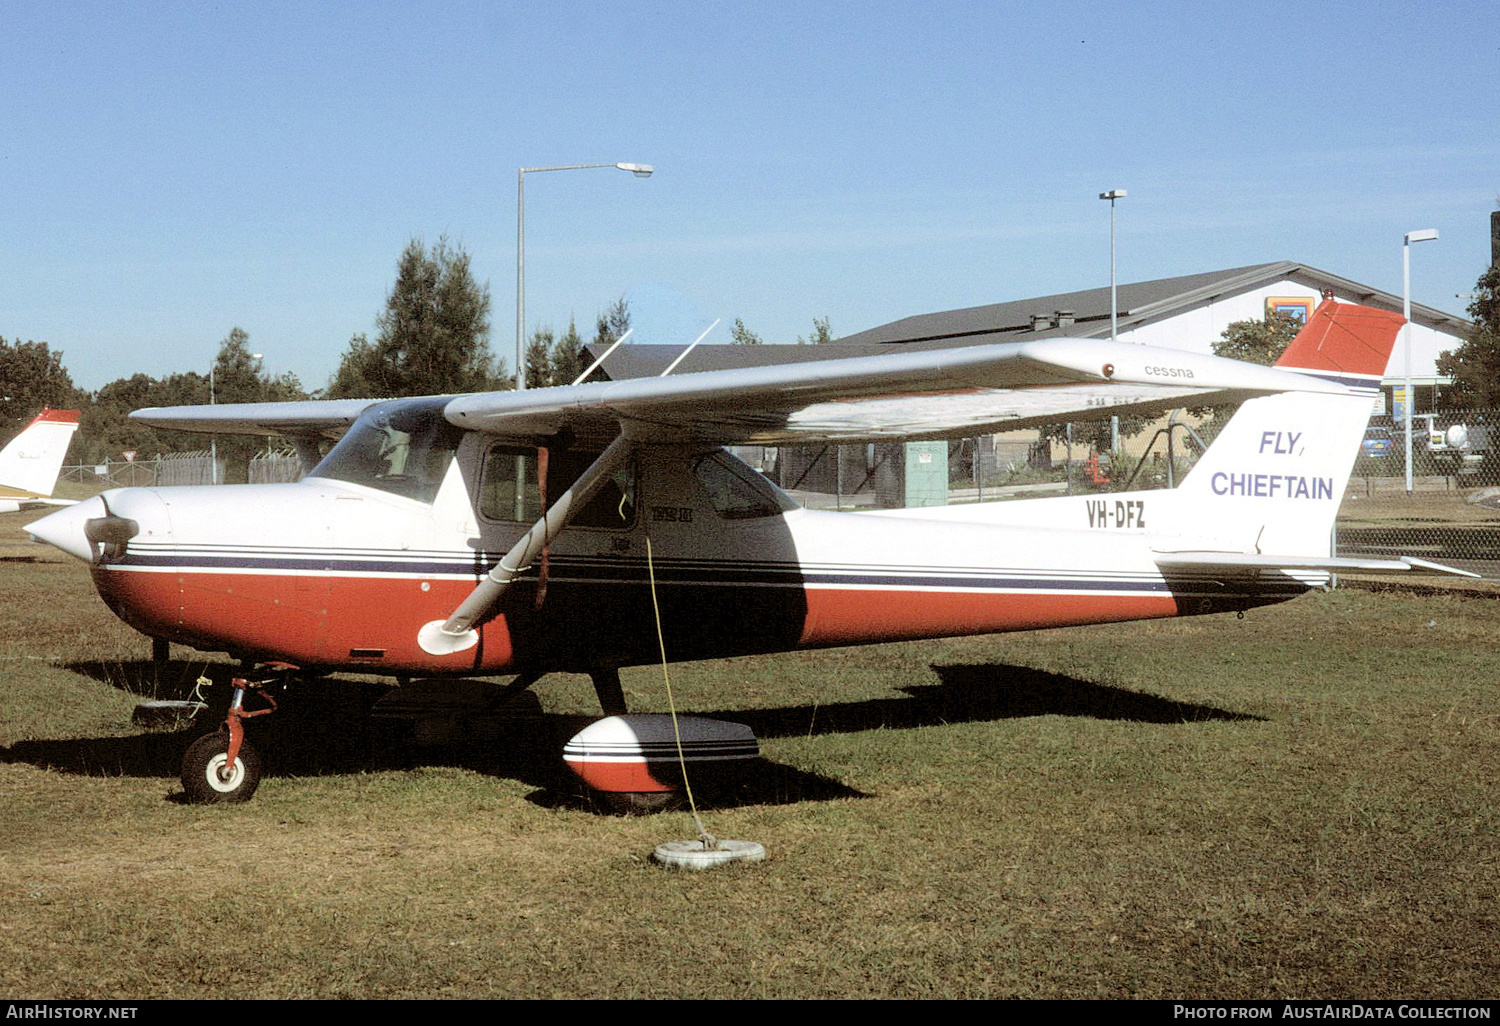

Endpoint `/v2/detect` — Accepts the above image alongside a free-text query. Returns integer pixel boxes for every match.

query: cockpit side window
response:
[309,397,463,503]
[478,446,636,529]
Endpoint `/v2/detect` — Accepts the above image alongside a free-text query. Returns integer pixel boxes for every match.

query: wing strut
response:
[418,435,633,656]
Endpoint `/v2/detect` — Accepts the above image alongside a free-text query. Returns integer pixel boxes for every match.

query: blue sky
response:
[3,0,1496,392]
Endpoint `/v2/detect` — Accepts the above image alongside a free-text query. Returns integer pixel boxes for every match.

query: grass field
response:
[0,508,1496,1000]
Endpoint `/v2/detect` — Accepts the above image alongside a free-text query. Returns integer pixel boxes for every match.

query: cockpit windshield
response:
[309,397,463,503]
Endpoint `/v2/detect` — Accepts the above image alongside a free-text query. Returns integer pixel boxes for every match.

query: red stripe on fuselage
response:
[93,563,1190,674]
[799,586,1180,646]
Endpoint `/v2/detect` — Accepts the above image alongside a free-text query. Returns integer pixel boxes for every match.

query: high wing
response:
[443,339,1350,446]
[131,339,1351,448]
[129,397,382,439]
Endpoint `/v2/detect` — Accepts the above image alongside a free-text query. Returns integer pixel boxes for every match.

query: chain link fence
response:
[62,448,304,489]
[1335,411,1500,581]
[248,450,301,483]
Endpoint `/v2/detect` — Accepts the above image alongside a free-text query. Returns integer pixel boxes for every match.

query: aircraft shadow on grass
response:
[712,663,1263,739]
[1,659,1259,812]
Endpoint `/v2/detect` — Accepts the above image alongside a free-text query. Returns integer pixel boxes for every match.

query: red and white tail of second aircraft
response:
[0,408,79,514]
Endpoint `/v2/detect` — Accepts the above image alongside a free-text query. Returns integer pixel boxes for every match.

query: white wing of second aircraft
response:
[131,339,1352,449]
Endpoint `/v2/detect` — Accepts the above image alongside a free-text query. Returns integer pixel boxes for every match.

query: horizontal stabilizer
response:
[1153,551,1481,579]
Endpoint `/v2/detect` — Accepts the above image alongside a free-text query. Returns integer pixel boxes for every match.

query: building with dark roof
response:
[834,261,1469,397]
[596,262,1471,407]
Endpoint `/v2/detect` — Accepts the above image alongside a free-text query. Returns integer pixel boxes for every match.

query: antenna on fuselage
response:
[659,318,720,377]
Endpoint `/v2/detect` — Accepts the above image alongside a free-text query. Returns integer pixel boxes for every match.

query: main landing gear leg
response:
[180,665,291,804]
[591,669,628,717]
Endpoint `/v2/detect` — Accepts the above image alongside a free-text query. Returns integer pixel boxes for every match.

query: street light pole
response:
[1099,190,1126,342]
[1403,228,1438,494]
[516,162,653,392]
[1100,189,1126,453]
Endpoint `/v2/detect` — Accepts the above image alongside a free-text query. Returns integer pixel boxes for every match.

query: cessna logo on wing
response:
[1144,365,1194,379]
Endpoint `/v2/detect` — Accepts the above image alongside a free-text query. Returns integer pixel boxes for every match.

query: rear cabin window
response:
[479,447,636,529]
[692,451,795,520]
[309,398,463,504]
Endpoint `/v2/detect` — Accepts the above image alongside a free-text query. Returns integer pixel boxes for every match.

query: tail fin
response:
[1273,300,1403,385]
[0,408,80,499]
[1164,301,1402,555]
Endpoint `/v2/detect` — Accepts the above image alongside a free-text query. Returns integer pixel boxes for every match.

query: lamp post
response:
[1403,228,1438,494]
[516,162,653,391]
[1099,190,1126,342]
[209,351,262,485]
[1100,189,1126,452]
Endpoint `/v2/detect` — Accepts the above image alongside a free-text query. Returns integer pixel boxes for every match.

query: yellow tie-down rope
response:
[644,533,716,849]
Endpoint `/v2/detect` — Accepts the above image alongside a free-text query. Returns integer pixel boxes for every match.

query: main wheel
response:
[181,731,262,804]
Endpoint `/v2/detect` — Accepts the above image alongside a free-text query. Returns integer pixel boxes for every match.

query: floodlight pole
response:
[1403,228,1438,494]
[516,162,653,393]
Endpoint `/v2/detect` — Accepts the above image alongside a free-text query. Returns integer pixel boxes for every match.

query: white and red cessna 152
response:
[27,300,1467,804]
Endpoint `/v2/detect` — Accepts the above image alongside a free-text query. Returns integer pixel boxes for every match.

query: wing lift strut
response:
[417,435,633,656]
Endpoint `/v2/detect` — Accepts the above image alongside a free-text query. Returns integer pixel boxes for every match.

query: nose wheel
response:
[181,730,262,803]
[180,665,288,804]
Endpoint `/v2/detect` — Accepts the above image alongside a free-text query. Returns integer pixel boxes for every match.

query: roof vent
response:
[1031,313,1050,330]
[1055,310,1075,329]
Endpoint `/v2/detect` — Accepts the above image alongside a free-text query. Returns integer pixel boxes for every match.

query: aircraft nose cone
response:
[27,496,105,562]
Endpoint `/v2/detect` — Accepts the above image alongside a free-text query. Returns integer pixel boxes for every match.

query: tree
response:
[79,371,210,465]
[1211,311,1303,366]
[326,333,379,399]
[550,318,586,386]
[329,237,496,398]
[731,317,762,346]
[209,327,308,477]
[797,316,833,345]
[76,329,309,471]
[211,327,266,405]
[0,336,84,438]
[524,326,555,389]
[1435,263,1500,408]
[593,297,631,348]
[80,373,167,464]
